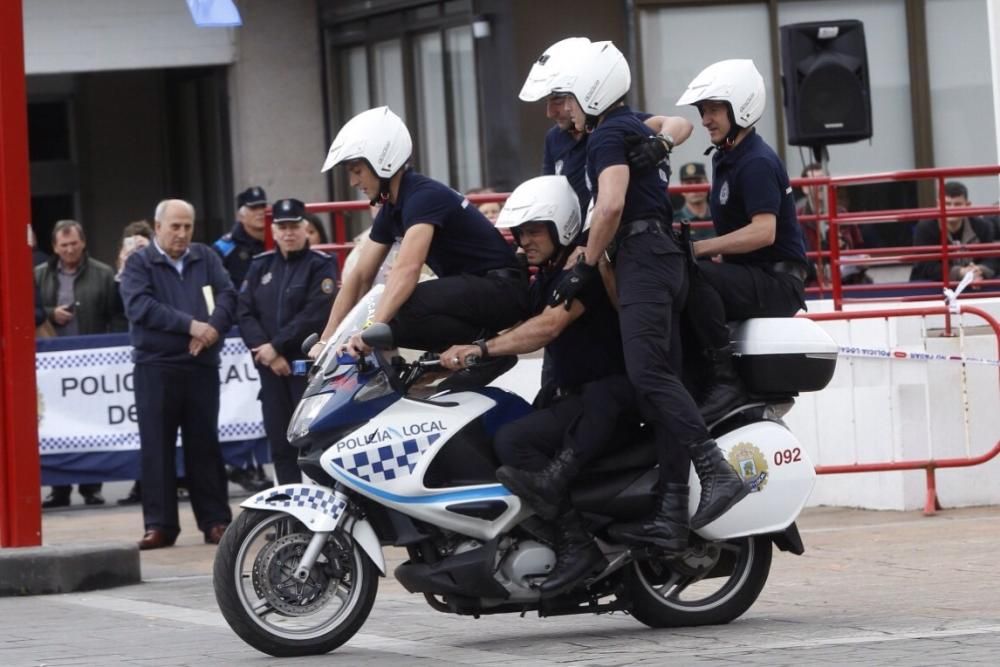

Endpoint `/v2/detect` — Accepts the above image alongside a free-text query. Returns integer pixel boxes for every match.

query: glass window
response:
[446,25,482,191]
[639,3,778,183]
[340,45,370,117]
[373,39,407,120]
[926,0,998,206]
[778,1,913,176]
[414,32,450,183]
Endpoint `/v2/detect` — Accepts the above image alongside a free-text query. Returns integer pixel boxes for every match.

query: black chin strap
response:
[703,103,742,155]
[369,177,392,207]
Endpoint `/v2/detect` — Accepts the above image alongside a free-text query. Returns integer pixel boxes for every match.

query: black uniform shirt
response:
[531,263,624,390]
[586,105,673,225]
[214,222,266,286]
[543,126,590,217]
[369,170,519,277]
[237,246,337,361]
[710,129,807,265]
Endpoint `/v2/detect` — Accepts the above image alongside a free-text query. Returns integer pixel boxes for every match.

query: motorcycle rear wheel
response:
[622,535,771,628]
[213,509,378,657]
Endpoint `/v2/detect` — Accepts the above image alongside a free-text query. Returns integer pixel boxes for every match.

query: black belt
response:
[607,218,674,262]
[770,260,808,282]
[484,267,525,281]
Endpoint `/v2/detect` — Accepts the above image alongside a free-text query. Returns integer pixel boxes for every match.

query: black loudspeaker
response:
[780,20,872,146]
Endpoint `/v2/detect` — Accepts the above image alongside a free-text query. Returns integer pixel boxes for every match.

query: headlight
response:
[287,392,334,441]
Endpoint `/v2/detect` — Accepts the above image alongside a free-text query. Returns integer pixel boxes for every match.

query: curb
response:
[0,542,140,596]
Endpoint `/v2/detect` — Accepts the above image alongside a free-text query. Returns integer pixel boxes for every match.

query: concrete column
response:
[227,0,327,206]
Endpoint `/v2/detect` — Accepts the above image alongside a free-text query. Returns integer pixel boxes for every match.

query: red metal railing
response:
[802,305,1000,515]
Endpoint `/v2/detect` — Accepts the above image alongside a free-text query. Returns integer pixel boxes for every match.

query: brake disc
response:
[251,532,345,616]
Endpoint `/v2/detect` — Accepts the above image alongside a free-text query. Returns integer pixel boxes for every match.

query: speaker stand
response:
[810,144,829,167]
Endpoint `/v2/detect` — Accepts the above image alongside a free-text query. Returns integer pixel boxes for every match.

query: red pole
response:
[0,0,42,547]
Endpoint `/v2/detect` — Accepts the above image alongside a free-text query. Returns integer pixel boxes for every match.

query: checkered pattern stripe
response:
[332,433,441,483]
[222,340,251,356]
[40,432,140,454]
[36,348,133,371]
[40,422,264,454]
[219,421,266,439]
[257,486,347,519]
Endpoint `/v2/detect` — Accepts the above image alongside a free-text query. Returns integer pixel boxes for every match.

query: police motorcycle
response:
[213,284,838,657]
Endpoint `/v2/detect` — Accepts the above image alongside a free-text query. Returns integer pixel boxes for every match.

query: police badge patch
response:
[719,180,730,205]
[727,441,768,492]
[321,278,335,294]
[261,272,272,285]
[555,159,564,175]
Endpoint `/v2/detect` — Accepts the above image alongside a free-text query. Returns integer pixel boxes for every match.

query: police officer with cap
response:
[237,198,337,484]
[214,186,268,286]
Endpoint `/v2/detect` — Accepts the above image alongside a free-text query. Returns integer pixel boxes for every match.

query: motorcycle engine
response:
[495,539,556,601]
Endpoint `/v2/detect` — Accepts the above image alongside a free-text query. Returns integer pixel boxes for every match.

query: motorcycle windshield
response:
[315,284,386,378]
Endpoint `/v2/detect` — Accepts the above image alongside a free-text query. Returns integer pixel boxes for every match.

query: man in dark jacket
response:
[35,219,122,507]
[910,181,999,284]
[238,198,337,484]
[120,199,236,550]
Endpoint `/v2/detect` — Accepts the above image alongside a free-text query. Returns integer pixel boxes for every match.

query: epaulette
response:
[252,249,277,260]
[310,248,331,258]
[213,235,236,256]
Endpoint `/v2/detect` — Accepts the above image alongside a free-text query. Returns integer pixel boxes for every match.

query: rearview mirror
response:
[360,323,394,350]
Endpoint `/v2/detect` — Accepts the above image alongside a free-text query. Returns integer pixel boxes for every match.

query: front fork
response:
[291,487,352,582]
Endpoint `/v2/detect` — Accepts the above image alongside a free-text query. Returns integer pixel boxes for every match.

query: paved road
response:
[3,491,999,665]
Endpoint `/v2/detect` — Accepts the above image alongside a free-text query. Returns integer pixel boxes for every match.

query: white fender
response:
[241,484,386,574]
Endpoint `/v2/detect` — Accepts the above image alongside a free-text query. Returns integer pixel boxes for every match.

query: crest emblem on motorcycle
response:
[727,442,768,492]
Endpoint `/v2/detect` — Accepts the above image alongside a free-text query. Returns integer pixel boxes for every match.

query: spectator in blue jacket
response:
[120,199,236,550]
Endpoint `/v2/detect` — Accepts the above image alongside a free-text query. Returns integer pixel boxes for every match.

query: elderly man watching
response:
[120,199,236,550]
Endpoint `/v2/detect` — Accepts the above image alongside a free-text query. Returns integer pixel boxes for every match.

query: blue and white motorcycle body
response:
[213,286,837,658]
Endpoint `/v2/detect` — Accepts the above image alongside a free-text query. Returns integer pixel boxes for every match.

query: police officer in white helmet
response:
[674,60,808,423]
[442,176,640,596]
[540,40,749,551]
[309,107,529,361]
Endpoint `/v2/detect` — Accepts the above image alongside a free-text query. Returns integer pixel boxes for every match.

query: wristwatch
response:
[474,338,489,359]
[657,132,675,152]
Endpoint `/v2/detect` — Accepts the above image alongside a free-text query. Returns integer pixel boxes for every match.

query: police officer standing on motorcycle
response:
[237,198,338,485]
[309,107,528,361]
[674,60,809,423]
[542,40,748,547]
[442,175,639,596]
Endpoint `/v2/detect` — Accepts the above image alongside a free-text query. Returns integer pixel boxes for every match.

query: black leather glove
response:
[548,258,599,310]
[625,134,672,172]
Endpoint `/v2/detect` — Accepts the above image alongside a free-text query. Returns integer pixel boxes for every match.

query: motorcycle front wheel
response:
[213,509,378,657]
[622,535,771,628]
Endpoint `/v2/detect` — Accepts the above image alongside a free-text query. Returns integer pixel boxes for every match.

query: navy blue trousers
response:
[134,363,232,538]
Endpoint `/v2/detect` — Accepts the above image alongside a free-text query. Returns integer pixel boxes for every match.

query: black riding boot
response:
[607,484,690,551]
[496,448,579,521]
[538,509,605,598]
[698,345,748,423]
[688,439,749,529]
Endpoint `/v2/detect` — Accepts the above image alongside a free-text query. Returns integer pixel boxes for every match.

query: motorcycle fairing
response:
[320,390,527,541]
[694,420,816,540]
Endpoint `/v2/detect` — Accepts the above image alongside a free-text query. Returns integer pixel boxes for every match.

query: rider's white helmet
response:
[551,40,631,118]
[519,37,592,102]
[676,59,766,129]
[321,106,412,176]
[495,175,581,247]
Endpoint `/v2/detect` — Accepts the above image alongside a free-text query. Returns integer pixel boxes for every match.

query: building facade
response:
[22,0,1000,262]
